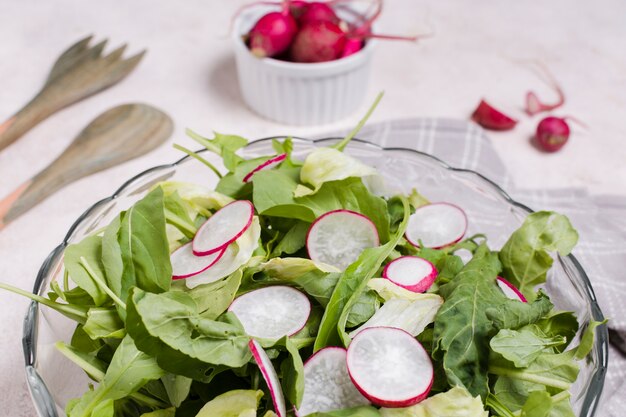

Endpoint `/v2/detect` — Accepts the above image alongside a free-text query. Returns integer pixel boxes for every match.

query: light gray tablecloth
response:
[320,118,626,416]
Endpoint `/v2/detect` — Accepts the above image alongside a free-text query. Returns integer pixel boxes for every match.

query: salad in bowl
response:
[2,96,607,417]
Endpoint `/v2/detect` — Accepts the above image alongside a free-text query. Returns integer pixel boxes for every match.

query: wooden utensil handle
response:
[0,181,34,230]
[0,94,53,152]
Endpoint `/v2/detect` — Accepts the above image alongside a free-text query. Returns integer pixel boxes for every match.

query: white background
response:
[0,0,625,415]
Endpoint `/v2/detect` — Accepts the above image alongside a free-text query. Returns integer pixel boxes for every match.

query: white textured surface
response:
[0,0,625,415]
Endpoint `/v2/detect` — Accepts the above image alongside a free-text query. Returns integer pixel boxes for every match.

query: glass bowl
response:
[24,137,608,417]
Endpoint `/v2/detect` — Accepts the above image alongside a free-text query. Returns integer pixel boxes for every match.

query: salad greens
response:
[0,95,605,417]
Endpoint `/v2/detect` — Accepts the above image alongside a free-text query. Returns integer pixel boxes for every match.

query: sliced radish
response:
[297,347,369,416]
[497,277,527,303]
[382,256,437,293]
[405,203,467,249]
[228,286,311,340]
[243,153,287,183]
[307,210,379,270]
[193,200,254,256]
[346,327,433,408]
[249,340,287,417]
[171,242,225,280]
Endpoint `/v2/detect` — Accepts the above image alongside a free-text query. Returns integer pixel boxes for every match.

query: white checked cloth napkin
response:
[320,118,626,416]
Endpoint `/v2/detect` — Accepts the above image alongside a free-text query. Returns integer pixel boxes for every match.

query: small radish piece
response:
[471,99,518,131]
[341,38,363,58]
[297,2,340,25]
[307,210,379,270]
[382,256,437,293]
[249,340,287,417]
[229,286,311,339]
[497,277,527,303]
[346,327,433,407]
[193,200,254,256]
[297,347,370,416]
[405,203,467,249]
[290,21,347,63]
[524,62,565,116]
[248,11,298,58]
[171,242,225,280]
[242,153,287,183]
[535,116,570,153]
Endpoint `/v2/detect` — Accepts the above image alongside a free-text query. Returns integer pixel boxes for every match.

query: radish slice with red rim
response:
[243,153,287,183]
[171,242,225,280]
[193,200,254,256]
[307,209,379,270]
[297,347,369,416]
[382,256,437,293]
[228,286,311,339]
[346,327,433,408]
[405,203,467,249]
[249,340,287,417]
[497,277,527,303]
[471,99,518,131]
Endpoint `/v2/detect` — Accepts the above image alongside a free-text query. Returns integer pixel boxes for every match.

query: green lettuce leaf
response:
[490,325,566,367]
[380,386,488,417]
[194,389,263,417]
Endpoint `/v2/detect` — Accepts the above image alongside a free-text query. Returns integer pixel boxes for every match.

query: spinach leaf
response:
[314,196,409,350]
[499,212,578,300]
[485,291,554,330]
[83,307,125,340]
[252,169,315,222]
[346,289,379,329]
[271,221,309,256]
[519,390,552,417]
[102,214,124,299]
[186,269,243,319]
[535,311,579,352]
[432,244,502,398]
[68,335,164,417]
[65,235,109,306]
[276,337,305,408]
[490,325,566,367]
[71,324,102,353]
[118,188,172,300]
[161,374,192,408]
[162,190,197,238]
[126,288,251,382]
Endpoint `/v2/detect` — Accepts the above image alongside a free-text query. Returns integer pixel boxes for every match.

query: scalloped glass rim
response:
[23,136,608,417]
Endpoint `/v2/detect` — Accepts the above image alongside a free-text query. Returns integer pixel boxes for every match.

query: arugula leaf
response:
[535,311,579,353]
[490,325,566,367]
[68,335,164,417]
[126,288,251,382]
[118,188,172,300]
[65,235,109,306]
[499,212,578,301]
[271,221,309,256]
[186,129,248,172]
[102,214,124,300]
[346,289,379,328]
[433,244,502,398]
[314,196,410,350]
[180,269,243,319]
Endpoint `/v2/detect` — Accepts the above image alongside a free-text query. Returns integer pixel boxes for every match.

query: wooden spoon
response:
[0,103,173,230]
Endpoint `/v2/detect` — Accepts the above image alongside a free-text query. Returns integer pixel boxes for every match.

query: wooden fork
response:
[0,35,145,152]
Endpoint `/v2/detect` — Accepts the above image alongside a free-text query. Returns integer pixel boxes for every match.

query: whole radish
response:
[248,10,298,57]
[535,116,570,152]
[290,20,347,62]
[341,38,363,57]
[297,2,341,25]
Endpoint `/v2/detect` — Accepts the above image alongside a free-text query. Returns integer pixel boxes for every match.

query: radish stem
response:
[79,257,126,310]
[0,281,88,323]
[174,144,223,179]
[334,91,384,152]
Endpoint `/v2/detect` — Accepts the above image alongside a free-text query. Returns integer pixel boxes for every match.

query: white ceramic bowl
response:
[232,6,375,125]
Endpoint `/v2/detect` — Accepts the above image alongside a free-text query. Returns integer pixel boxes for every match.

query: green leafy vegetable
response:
[65,235,109,306]
[380,386,488,417]
[499,211,578,300]
[193,389,263,417]
[490,325,566,367]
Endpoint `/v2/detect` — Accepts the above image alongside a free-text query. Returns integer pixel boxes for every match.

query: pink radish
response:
[193,200,254,256]
[307,210,379,270]
[297,347,369,416]
[249,340,287,417]
[346,327,433,407]
[524,62,565,116]
[341,38,363,57]
[290,20,347,63]
[496,277,527,303]
[535,116,570,153]
[471,99,518,131]
[248,9,298,58]
[171,242,225,280]
[228,286,311,339]
[405,203,467,249]
[242,153,287,183]
[382,256,437,293]
[297,2,340,25]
